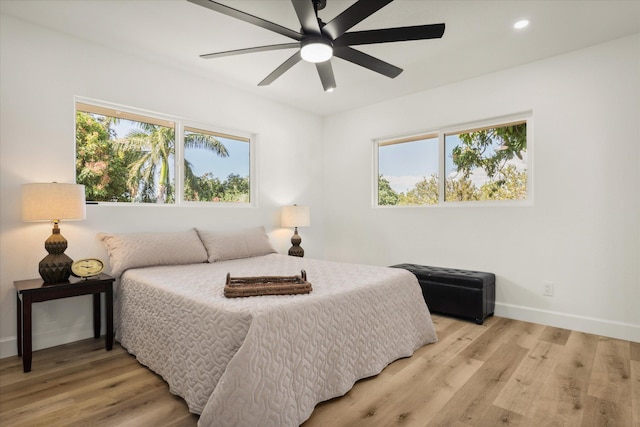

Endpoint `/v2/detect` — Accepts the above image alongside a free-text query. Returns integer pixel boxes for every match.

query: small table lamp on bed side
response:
[22,182,86,283]
[281,204,310,257]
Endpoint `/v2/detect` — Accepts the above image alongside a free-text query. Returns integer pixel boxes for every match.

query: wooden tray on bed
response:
[224,270,312,298]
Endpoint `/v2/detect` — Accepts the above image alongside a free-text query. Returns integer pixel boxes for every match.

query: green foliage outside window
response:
[75,112,135,202]
[377,176,400,205]
[75,108,250,204]
[377,121,527,205]
[400,174,439,205]
[184,173,249,203]
[446,122,527,202]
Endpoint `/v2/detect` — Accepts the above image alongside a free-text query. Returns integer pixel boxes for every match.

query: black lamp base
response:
[39,253,73,283]
[39,223,73,283]
[288,227,305,258]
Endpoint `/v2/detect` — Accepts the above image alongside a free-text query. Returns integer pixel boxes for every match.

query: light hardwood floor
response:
[1,314,638,427]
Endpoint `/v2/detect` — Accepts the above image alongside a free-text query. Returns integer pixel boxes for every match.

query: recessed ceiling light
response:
[514,19,529,30]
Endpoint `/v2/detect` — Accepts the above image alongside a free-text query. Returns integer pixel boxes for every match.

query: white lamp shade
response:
[22,183,86,222]
[281,205,310,228]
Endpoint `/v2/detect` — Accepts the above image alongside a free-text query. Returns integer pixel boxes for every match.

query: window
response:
[376,116,529,206]
[75,100,253,205]
[445,122,527,202]
[183,127,251,203]
[378,134,439,205]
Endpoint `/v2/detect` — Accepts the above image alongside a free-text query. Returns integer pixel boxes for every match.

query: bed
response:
[100,228,438,427]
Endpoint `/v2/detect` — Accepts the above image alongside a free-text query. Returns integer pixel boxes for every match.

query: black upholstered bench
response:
[391,264,495,325]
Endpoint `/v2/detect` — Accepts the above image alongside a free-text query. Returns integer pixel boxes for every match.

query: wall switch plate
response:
[543,281,554,296]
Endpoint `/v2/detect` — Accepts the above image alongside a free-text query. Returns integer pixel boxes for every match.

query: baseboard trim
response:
[495,302,640,343]
[0,326,97,359]
[0,338,16,360]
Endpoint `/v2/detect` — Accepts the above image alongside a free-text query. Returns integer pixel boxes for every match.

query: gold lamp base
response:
[288,227,305,257]
[39,223,73,283]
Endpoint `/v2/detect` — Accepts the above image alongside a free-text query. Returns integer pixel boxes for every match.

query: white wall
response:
[0,15,325,357]
[323,34,640,342]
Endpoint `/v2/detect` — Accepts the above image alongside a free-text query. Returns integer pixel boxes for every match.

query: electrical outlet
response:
[543,281,554,296]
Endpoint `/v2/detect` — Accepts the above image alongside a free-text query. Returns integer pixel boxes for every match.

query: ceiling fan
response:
[187,0,445,92]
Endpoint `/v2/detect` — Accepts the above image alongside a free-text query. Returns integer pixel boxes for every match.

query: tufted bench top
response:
[391,264,495,289]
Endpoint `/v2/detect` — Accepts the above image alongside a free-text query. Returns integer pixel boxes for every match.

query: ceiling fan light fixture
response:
[514,19,529,30]
[191,0,446,90]
[300,37,333,63]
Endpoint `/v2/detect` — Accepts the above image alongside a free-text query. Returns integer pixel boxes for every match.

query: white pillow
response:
[98,229,208,277]
[196,226,276,262]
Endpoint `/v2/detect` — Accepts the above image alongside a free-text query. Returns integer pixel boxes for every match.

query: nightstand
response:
[14,274,115,372]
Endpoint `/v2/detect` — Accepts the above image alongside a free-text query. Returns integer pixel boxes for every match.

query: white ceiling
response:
[2,0,639,116]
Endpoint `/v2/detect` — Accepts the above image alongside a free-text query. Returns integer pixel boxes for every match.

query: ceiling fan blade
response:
[335,23,445,46]
[315,61,336,91]
[187,0,302,41]
[291,0,321,35]
[200,43,299,59]
[333,46,402,78]
[258,51,302,86]
[323,0,394,40]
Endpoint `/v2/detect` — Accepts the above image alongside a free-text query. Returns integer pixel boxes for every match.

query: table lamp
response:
[281,205,310,257]
[22,183,86,283]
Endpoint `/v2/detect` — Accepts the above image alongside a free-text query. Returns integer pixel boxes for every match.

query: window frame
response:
[374,112,533,208]
[75,97,256,207]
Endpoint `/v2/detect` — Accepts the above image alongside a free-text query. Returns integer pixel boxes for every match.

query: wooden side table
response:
[14,274,115,372]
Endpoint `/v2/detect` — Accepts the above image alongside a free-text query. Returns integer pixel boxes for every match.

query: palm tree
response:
[183,129,229,201]
[115,123,228,203]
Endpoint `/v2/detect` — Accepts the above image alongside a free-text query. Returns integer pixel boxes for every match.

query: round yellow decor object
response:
[70,258,104,278]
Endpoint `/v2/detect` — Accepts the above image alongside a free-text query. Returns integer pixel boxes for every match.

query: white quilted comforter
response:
[116,254,437,426]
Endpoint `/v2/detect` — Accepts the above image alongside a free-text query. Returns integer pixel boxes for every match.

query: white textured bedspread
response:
[116,254,437,427]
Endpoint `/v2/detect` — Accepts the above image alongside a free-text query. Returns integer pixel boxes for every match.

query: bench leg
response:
[475,312,494,325]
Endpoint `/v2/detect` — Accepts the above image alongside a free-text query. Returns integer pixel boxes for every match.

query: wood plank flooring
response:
[1,315,638,427]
